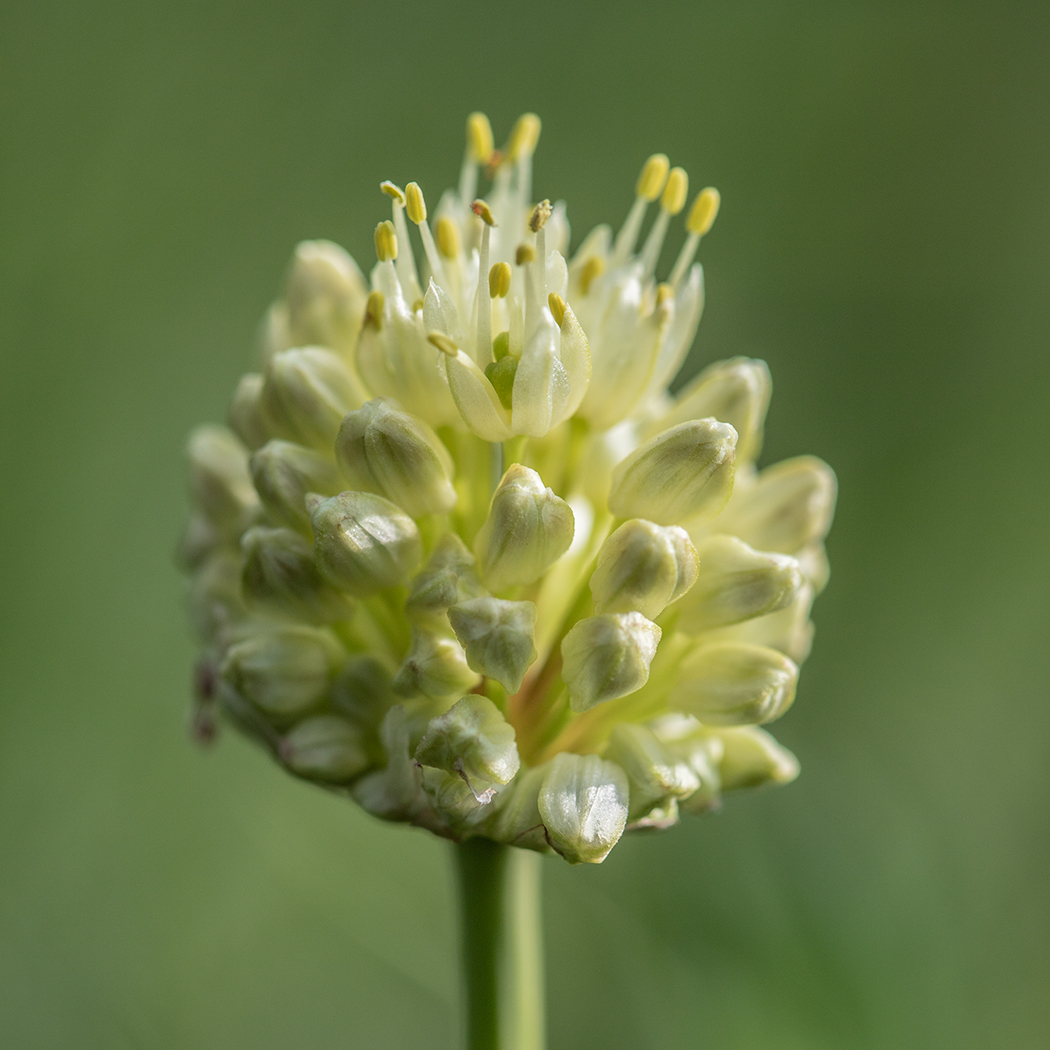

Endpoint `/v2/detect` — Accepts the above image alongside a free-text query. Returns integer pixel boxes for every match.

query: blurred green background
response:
[2,1,1048,1046]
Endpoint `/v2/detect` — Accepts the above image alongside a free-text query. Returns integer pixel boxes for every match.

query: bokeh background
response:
[2,1,1049,1047]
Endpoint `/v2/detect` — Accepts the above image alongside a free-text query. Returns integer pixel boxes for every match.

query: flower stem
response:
[455,839,546,1050]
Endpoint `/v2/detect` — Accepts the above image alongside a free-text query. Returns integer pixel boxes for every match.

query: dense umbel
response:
[180,113,835,864]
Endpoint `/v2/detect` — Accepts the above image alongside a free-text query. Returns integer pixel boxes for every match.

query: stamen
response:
[406,182,451,292]
[516,244,536,266]
[578,256,604,295]
[381,183,422,302]
[640,166,688,280]
[426,331,458,356]
[612,153,669,267]
[459,113,494,210]
[548,292,567,327]
[472,203,494,365]
[380,181,405,205]
[528,200,553,233]
[471,199,497,227]
[374,220,398,262]
[508,114,542,238]
[669,187,721,288]
[506,114,541,163]
[364,289,385,330]
[437,217,461,260]
[530,198,552,305]
[489,262,512,299]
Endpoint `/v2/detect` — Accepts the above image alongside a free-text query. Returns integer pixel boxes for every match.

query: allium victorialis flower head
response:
[180,113,836,864]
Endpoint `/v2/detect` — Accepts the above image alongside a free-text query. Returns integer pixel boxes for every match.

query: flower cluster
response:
[180,114,835,864]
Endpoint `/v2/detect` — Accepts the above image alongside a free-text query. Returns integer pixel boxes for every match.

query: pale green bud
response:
[448,598,538,693]
[713,726,800,791]
[250,439,342,533]
[186,425,259,533]
[331,655,395,733]
[228,372,272,451]
[419,766,493,828]
[721,583,815,663]
[280,715,370,782]
[668,641,798,725]
[414,695,520,801]
[604,723,701,821]
[608,419,737,525]
[187,550,245,641]
[676,535,803,634]
[261,346,365,450]
[537,752,629,864]
[405,533,484,622]
[393,627,477,700]
[176,513,223,571]
[240,525,355,624]
[352,705,422,821]
[335,398,456,518]
[221,625,345,719]
[473,464,574,592]
[649,714,724,814]
[285,239,368,352]
[487,766,552,852]
[310,491,422,596]
[561,612,662,713]
[650,358,771,465]
[590,519,699,619]
[719,455,836,553]
[796,542,831,594]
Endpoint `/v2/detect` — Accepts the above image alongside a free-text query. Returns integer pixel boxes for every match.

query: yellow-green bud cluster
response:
[178,114,835,864]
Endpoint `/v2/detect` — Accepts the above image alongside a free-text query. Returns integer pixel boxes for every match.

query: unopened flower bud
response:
[650,358,771,465]
[250,439,342,533]
[284,240,368,352]
[310,491,422,596]
[240,525,355,623]
[405,533,484,621]
[719,456,836,553]
[488,766,551,852]
[228,372,271,450]
[186,425,259,533]
[393,627,477,700]
[474,464,574,592]
[420,767,494,827]
[712,726,799,791]
[560,612,662,713]
[676,535,803,634]
[280,715,370,782]
[351,705,422,820]
[604,723,701,821]
[608,419,737,526]
[590,519,698,619]
[221,625,345,719]
[335,398,456,518]
[261,346,364,451]
[537,752,629,864]
[331,655,395,732]
[668,641,798,725]
[187,551,245,640]
[414,695,520,802]
[447,597,538,693]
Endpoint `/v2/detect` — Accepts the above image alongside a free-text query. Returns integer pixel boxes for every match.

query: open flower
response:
[180,113,835,865]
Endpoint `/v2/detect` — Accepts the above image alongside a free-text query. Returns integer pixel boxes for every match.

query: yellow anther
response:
[515,244,535,266]
[404,182,427,225]
[579,256,604,295]
[661,167,689,215]
[489,262,512,299]
[506,113,541,161]
[548,292,567,327]
[365,289,385,329]
[412,298,425,313]
[636,153,670,201]
[686,187,721,236]
[437,216,461,259]
[472,199,497,226]
[374,220,398,262]
[528,199,553,233]
[427,331,458,356]
[467,112,494,164]
[655,283,674,306]
[380,181,405,205]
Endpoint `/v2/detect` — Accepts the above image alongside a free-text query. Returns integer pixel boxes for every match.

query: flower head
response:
[180,113,835,864]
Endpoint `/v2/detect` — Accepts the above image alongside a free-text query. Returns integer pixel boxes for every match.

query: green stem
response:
[455,840,546,1050]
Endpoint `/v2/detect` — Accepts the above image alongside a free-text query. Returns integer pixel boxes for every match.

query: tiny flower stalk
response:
[178,113,836,1050]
